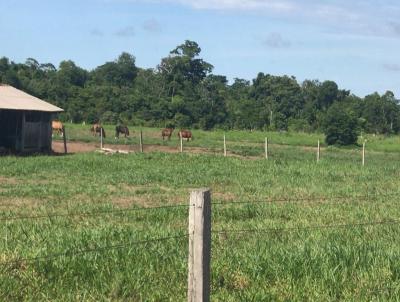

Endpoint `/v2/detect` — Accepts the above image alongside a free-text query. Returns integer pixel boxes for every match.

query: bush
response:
[288,118,312,132]
[323,104,358,146]
[174,113,191,128]
[101,111,119,124]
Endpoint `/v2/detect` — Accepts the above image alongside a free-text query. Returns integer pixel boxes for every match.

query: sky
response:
[0,0,399,97]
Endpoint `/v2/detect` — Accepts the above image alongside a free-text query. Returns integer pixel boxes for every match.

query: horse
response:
[115,125,130,139]
[162,128,174,140]
[178,130,193,141]
[90,123,106,138]
[52,120,64,137]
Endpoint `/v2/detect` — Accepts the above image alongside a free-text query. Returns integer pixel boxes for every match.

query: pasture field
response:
[2,133,400,300]
[55,123,400,155]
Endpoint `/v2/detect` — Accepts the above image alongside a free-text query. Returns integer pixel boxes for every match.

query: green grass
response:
[56,123,400,158]
[2,131,400,300]
[58,123,325,148]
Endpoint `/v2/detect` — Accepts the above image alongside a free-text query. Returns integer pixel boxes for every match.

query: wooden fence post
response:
[62,126,67,154]
[362,141,365,166]
[100,127,103,149]
[317,140,320,162]
[139,130,143,153]
[188,188,211,302]
[223,134,227,157]
[265,137,268,159]
[180,133,183,153]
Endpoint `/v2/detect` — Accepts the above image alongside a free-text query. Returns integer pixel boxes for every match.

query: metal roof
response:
[0,84,63,112]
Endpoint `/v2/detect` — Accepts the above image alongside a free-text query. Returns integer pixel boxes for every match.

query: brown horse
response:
[178,130,193,141]
[90,123,106,138]
[162,128,174,140]
[115,125,130,139]
[52,120,64,137]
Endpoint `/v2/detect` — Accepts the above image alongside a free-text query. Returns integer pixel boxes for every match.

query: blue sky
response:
[0,0,399,97]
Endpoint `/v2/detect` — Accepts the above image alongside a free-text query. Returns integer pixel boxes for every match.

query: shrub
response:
[323,103,358,145]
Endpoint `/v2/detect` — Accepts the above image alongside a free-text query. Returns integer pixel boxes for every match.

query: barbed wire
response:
[1,192,399,223]
[0,233,189,267]
[0,203,191,222]
[211,192,400,207]
[212,219,400,235]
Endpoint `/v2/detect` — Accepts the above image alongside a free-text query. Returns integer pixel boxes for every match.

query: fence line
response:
[0,233,189,267]
[0,204,192,222]
[2,192,399,222]
[211,192,400,207]
[2,188,400,299]
[212,219,400,236]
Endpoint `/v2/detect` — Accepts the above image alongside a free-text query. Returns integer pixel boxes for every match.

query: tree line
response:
[0,40,399,139]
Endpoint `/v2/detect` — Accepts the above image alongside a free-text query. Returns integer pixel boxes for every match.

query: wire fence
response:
[1,191,398,223]
[54,125,386,165]
[0,233,188,267]
[2,190,400,299]
[211,192,400,207]
[212,219,400,236]
[0,203,192,222]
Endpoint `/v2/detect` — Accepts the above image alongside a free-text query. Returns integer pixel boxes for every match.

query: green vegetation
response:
[1,41,399,136]
[323,103,359,146]
[1,134,400,300]
[58,123,400,156]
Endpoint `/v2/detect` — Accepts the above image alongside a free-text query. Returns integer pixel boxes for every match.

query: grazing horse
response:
[178,130,193,141]
[90,123,106,138]
[115,125,130,139]
[162,128,174,140]
[52,120,64,137]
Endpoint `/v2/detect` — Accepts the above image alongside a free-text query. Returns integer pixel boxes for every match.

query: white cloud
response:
[104,0,296,12]
[177,0,296,12]
[115,26,135,37]
[106,0,400,37]
[383,63,400,72]
[389,22,400,35]
[90,29,104,37]
[143,19,162,33]
[264,32,291,48]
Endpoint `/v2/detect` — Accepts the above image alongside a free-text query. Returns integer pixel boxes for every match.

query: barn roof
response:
[0,84,63,112]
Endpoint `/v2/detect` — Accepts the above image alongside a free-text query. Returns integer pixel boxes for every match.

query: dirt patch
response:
[0,197,45,209]
[141,144,217,155]
[214,192,237,202]
[110,185,185,208]
[53,141,98,153]
[0,177,19,185]
[108,184,174,194]
[53,140,267,160]
[111,194,185,208]
[53,140,217,156]
[111,196,147,208]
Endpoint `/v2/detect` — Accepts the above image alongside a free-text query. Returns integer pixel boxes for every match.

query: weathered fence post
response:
[100,127,103,149]
[265,137,268,159]
[62,126,67,154]
[317,140,320,162]
[188,188,211,302]
[139,130,143,153]
[362,141,365,166]
[223,134,227,157]
[180,133,183,153]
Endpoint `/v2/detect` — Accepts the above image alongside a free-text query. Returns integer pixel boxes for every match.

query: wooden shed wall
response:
[0,109,53,153]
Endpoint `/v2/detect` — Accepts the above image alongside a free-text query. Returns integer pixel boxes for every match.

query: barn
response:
[0,84,63,153]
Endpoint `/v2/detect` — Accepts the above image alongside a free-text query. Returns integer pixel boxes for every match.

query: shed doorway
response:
[0,109,22,151]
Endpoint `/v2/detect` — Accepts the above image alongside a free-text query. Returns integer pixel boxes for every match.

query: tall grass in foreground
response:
[1,148,400,300]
